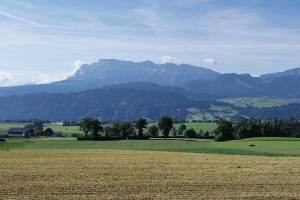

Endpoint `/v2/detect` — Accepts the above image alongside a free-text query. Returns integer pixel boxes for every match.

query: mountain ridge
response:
[0,59,220,97]
[0,59,299,98]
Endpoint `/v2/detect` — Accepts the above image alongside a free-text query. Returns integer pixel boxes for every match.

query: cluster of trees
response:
[79,116,174,139]
[78,116,213,140]
[215,119,300,141]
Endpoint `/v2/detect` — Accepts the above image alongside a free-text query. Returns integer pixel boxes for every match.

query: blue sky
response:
[0,0,300,85]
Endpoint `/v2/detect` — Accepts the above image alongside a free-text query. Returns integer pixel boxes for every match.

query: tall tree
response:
[158,116,173,138]
[135,118,148,137]
[79,117,103,138]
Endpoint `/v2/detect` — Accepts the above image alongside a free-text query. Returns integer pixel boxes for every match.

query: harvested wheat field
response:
[0,150,300,200]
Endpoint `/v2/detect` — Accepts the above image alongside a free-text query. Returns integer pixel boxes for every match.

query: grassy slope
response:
[1,137,300,156]
[221,97,300,108]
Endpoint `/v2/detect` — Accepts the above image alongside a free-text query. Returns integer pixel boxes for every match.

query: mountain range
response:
[0,59,219,97]
[0,59,300,121]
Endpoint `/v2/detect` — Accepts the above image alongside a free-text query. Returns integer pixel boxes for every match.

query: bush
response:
[0,138,5,142]
[184,129,197,138]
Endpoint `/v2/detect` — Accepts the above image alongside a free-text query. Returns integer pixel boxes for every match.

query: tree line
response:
[78,116,213,140]
[215,118,300,141]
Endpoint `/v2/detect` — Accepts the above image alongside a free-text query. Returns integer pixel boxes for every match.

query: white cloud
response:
[0,72,13,83]
[37,60,84,84]
[72,60,82,74]
[160,56,173,63]
[203,58,217,66]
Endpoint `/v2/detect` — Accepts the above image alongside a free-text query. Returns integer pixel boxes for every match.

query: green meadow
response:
[1,137,300,157]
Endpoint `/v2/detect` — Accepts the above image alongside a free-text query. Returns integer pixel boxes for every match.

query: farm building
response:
[8,128,34,138]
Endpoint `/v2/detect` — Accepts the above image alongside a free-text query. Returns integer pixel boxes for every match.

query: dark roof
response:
[8,128,32,133]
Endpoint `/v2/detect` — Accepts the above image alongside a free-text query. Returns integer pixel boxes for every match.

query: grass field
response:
[174,122,217,132]
[1,149,300,199]
[1,137,300,156]
[44,124,83,137]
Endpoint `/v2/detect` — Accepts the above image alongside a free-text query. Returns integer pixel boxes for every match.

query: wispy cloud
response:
[0,10,43,28]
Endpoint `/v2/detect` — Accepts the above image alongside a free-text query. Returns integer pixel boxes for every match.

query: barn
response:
[8,128,34,138]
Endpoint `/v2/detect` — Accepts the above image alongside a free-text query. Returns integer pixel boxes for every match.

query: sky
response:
[1,0,300,86]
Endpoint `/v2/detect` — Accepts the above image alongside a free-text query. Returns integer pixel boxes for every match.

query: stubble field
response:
[1,150,300,199]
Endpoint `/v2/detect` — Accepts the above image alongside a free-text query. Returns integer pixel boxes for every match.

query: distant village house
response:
[8,128,34,138]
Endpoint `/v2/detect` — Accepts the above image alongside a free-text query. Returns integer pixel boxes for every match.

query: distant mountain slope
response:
[0,83,209,121]
[0,59,220,97]
[184,68,300,98]
[261,67,300,80]
[0,82,300,121]
[184,73,261,98]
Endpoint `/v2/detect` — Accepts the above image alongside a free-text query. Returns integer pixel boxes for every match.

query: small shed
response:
[8,128,34,138]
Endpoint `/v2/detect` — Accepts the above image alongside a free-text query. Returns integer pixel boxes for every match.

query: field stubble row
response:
[0,150,300,199]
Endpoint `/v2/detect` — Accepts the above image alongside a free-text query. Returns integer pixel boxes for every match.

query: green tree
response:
[148,125,159,137]
[178,124,187,135]
[135,118,148,137]
[79,117,103,138]
[158,116,173,138]
[214,120,235,142]
[119,121,134,139]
